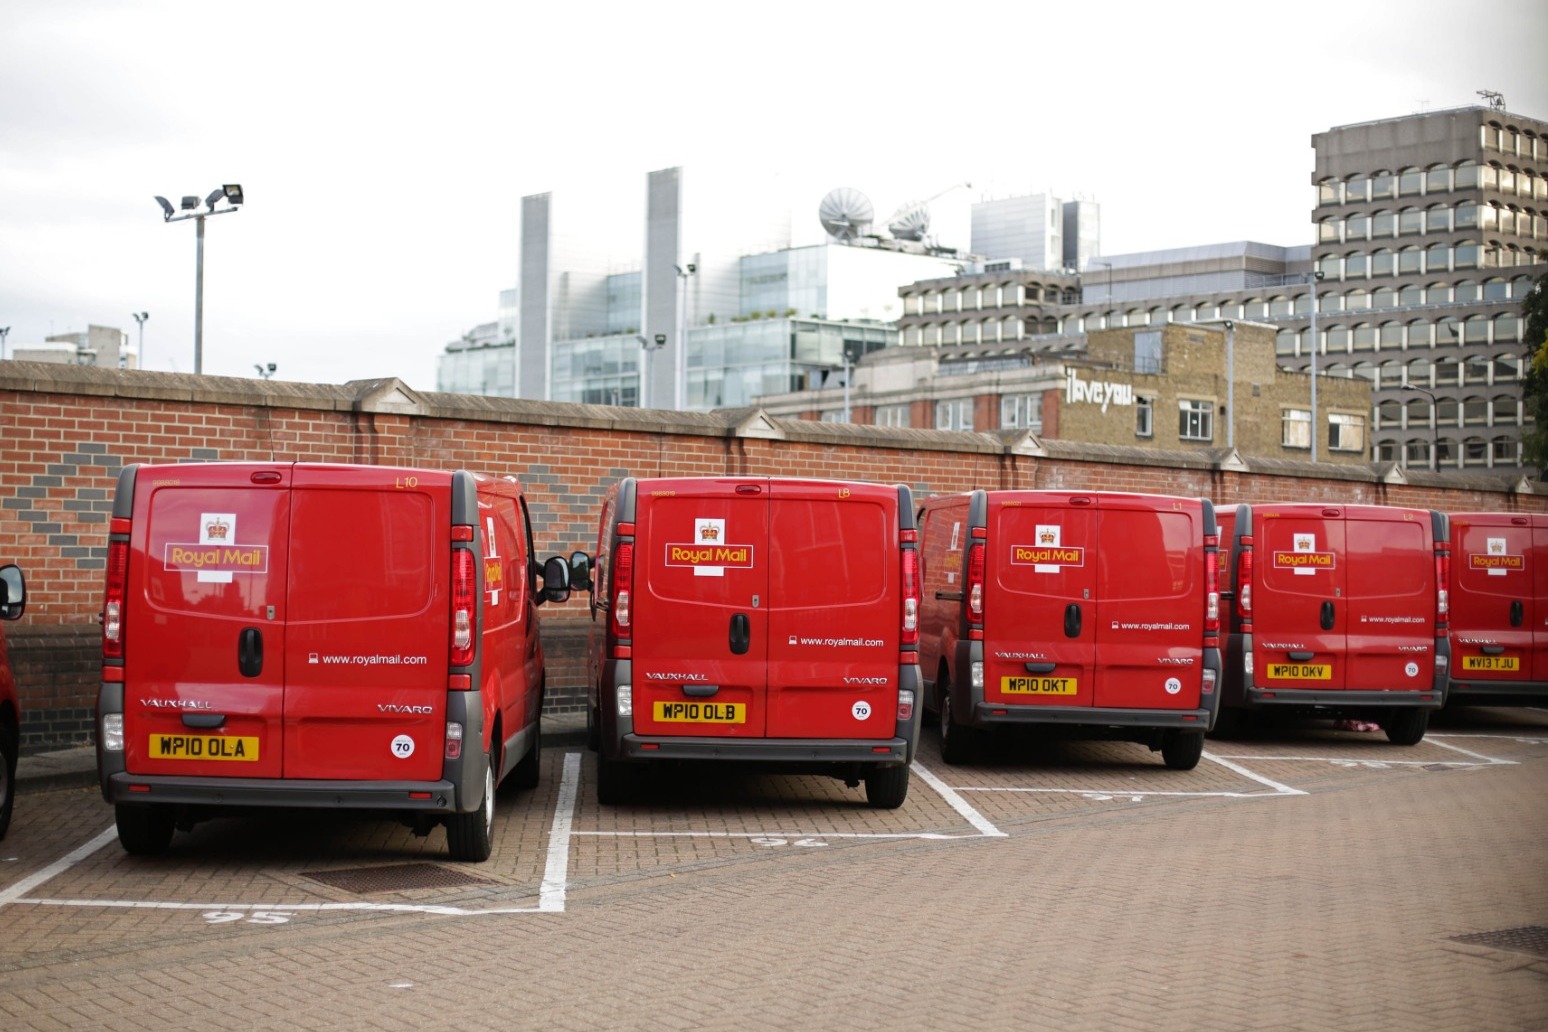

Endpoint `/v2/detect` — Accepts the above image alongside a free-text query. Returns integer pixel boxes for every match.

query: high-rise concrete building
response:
[893,104,1547,472]
[971,192,1101,272]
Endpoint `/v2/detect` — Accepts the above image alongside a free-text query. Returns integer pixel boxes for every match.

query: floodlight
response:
[223,184,244,205]
[155,196,175,219]
[180,196,199,210]
[205,188,225,210]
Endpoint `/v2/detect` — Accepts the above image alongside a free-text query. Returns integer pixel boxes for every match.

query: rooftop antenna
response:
[1477,89,1505,112]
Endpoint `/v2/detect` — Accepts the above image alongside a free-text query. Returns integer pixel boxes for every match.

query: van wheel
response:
[115,804,175,855]
[1382,707,1429,746]
[1161,730,1205,771]
[446,753,495,862]
[595,752,637,806]
[0,724,17,840]
[864,765,910,809]
[938,690,979,766]
[511,716,541,790]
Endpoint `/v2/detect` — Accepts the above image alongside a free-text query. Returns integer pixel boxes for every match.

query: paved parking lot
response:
[2,706,1546,1031]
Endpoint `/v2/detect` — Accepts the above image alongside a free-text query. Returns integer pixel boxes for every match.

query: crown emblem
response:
[700,526,720,541]
[206,517,229,540]
[1039,528,1056,544]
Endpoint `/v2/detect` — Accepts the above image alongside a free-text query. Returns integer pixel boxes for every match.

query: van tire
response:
[512,717,541,790]
[938,690,979,766]
[1382,707,1429,746]
[595,752,636,805]
[446,753,495,862]
[115,804,174,855]
[1161,730,1205,771]
[864,764,910,809]
[0,724,16,841]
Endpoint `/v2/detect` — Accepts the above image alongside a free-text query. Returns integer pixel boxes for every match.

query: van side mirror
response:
[540,555,572,604]
[568,551,593,593]
[0,564,26,621]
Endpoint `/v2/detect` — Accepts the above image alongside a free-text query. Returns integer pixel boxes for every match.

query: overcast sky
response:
[2,0,1545,391]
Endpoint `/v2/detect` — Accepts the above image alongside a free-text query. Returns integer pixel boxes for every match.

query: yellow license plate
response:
[1267,663,1331,680]
[653,701,746,724]
[148,734,260,761]
[1462,655,1519,671]
[1002,675,1078,696]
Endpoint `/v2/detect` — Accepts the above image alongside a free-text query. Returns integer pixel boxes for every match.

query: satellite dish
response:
[819,187,873,242]
[887,201,931,241]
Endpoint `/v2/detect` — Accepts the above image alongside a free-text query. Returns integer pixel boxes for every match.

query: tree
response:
[1519,272,1548,473]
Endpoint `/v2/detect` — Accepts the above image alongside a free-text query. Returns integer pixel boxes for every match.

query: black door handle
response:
[238,626,263,678]
[1511,600,1524,627]
[730,612,750,655]
[1320,600,1336,631]
[1064,603,1082,638]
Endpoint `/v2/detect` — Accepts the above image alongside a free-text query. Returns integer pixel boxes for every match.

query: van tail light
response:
[1236,535,1254,624]
[966,528,987,640]
[900,529,920,648]
[102,536,130,659]
[1435,544,1450,627]
[450,544,475,667]
[610,541,634,652]
[897,689,915,722]
[445,721,464,760]
[1204,534,1220,641]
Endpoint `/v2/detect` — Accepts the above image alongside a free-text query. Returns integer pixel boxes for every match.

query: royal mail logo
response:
[205,516,229,540]
[1469,552,1524,571]
[665,543,755,569]
[700,525,720,541]
[164,542,270,574]
[1039,528,1056,544]
[1272,550,1336,570]
[1011,545,1085,567]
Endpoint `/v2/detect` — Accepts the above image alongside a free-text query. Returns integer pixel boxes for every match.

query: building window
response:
[1178,399,1213,442]
[1329,412,1367,453]
[1283,408,1312,449]
[1134,330,1163,373]
[936,399,974,431]
[1135,396,1153,438]
[1000,394,1042,431]
[875,404,909,428]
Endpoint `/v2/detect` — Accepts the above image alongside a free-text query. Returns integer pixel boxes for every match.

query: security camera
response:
[687,263,697,274]
[654,334,667,346]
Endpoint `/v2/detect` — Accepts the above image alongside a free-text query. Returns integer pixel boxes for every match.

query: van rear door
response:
[764,480,899,739]
[1342,508,1435,692]
[126,464,290,780]
[1094,496,1206,711]
[984,493,1098,709]
[1451,514,1537,684]
[1253,508,1346,691]
[281,466,450,781]
[631,479,770,738]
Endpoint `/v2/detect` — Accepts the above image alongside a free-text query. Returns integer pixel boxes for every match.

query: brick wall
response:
[2,362,1540,749]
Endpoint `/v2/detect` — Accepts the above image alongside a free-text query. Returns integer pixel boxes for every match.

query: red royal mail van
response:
[0,563,26,840]
[97,462,556,860]
[1215,502,1449,744]
[917,490,1222,770]
[1445,511,1548,704]
[561,476,922,808]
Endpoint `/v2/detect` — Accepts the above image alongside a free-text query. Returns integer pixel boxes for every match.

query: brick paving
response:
[1,707,1545,1030]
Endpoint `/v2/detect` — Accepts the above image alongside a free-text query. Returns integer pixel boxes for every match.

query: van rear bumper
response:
[619,735,911,765]
[1244,687,1444,709]
[1445,678,1548,702]
[100,772,468,812]
[969,703,1213,730]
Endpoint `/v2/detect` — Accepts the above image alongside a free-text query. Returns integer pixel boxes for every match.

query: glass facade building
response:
[687,318,893,410]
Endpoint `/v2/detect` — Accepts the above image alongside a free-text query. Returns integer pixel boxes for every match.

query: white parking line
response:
[572,758,1006,841]
[951,751,1306,799]
[5,751,585,919]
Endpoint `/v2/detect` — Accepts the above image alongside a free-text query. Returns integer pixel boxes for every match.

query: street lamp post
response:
[637,334,667,409]
[154,185,243,374]
[1402,383,1439,471]
[0,326,9,361]
[674,260,697,411]
[1307,270,1324,462]
[131,312,148,369]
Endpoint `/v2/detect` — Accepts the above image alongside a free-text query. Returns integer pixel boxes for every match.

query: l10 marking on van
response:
[652,701,746,723]
[1267,663,1331,680]
[1002,676,1078,695]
